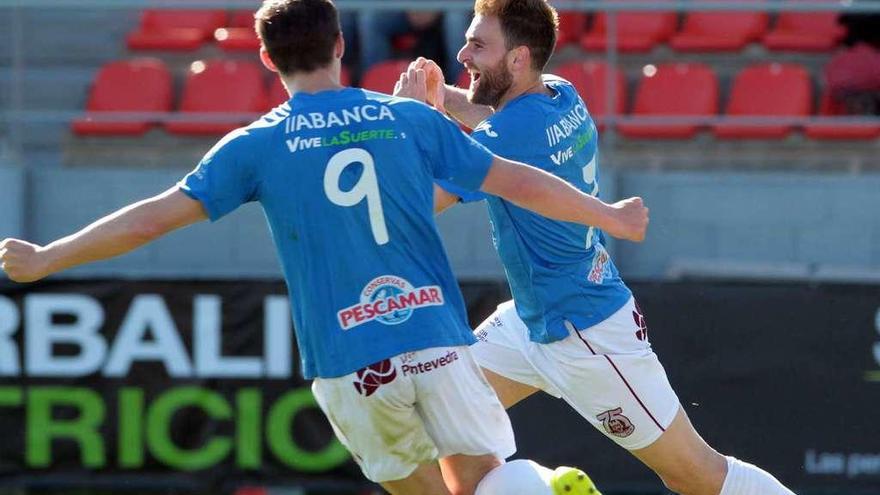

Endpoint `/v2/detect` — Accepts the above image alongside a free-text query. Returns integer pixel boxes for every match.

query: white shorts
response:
[311,346,516,483]
[471,297,680,450]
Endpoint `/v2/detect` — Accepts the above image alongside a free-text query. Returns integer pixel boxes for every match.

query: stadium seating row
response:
[125,9,846,54]
[73,58,350,136]
[72,58,880,140]
[127,10,261,52]
[560,10,844,53]
[553,60,880,140]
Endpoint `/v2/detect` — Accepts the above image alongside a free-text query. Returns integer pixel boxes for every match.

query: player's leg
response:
[470,300,562,408]
[629,407,727,494]
[544,298,794,495]
[382,462,451,495]
[480,367,540,407]
[409,345,515,494]
[412,345,593,495]
[467,304,606,494]
[311,359,447,493]
[632,405,795,495]
[439,453,502,495]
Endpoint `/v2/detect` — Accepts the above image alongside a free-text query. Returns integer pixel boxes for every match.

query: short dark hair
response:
[256,0,341,75]
[475,0,559,71]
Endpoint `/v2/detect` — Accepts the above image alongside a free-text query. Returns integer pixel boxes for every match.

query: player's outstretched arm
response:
[441,84,494,129]
[480,157,649,242]
[397,58,493,129]
[0,187,207,283]
[433,184,460,214]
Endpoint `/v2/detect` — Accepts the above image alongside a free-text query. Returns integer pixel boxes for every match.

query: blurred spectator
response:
[358,4,471,82]
[825,43,880,115]
[339,11,360,69]
[839,11,880,48]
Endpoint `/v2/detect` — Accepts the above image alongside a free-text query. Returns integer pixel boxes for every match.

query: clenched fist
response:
[0,238,51,283]
[393,57,446,113]
[604,197,649,243]
[393,66,428,102]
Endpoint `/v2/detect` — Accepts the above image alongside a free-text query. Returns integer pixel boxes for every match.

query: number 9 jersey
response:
[179,88,495,379]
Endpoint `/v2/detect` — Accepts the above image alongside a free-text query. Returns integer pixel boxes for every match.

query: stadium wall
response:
[0,166,24,240]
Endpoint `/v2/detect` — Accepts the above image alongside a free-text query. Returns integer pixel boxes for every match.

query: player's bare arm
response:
[442,84,494,129]
[0,187,206,283]
[399,57,494,129]
[433,184,461,214]
[481,157,649,242]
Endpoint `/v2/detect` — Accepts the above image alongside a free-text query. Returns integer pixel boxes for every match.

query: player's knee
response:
[443,454,502,495]
[449,476,482,495]
[657,455,726,495]
[659,473,694,495]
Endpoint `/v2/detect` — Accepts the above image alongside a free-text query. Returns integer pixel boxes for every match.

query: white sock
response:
[719,456,796,495]
[474,459,554,495]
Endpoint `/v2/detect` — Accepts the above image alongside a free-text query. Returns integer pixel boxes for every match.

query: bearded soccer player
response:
[0,1,655,494]
[394,1,797,494]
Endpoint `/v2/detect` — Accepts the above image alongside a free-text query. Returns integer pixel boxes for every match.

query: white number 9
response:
[324,148,389,245]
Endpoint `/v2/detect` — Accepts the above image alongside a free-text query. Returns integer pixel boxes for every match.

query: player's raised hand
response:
[393,66,428,102]
[411,57,447,113]
[0,238,52,283]
[605,197,649,242]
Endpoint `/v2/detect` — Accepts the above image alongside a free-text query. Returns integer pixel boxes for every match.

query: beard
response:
[468,59,513,108]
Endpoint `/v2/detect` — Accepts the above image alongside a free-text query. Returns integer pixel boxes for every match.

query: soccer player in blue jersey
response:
[394,1,798,494]
[0,1,651,494]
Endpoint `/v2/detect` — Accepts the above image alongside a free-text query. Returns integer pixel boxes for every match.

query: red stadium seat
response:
[763,12,845,51]
[713,63,811,139]
[72,58,172,136]
[267,66,352,107]
[215,11,260,52]
[670,9,769,52]
[618,63,719,139]
[127,10,228,51]
[165,60,268,136]
[360,60,411,94]
[804,91,880,140]
[581,11,677,53]
[557,12,588,47]
[269,78,289,107]
[553,61,626,131]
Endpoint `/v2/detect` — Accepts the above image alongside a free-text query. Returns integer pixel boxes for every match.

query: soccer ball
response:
[550,466,601,495]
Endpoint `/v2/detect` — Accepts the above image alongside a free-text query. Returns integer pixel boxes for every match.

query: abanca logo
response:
[337,275,444,330]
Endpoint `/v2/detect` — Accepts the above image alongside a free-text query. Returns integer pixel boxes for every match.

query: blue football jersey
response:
[180,88,494,378]
[440,76,632,343]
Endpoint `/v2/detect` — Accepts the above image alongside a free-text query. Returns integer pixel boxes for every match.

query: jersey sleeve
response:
[435,179,488,203]
[178,128,261,221]
[414,105,494,192]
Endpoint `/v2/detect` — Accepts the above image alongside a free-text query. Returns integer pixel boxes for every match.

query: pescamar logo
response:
[337,275,444,330]
[867,307,880,383]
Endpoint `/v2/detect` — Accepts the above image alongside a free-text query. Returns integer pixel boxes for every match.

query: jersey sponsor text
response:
[284,104,396,134]
[400,349,460,376]
[337,275,444,330]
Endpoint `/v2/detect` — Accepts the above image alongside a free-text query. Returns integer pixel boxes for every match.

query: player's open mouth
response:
[470,70,481,88]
